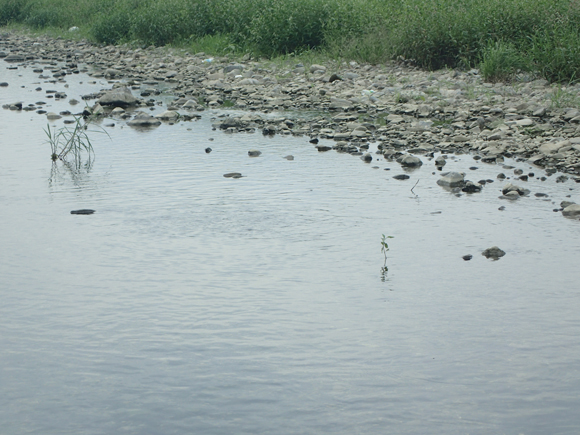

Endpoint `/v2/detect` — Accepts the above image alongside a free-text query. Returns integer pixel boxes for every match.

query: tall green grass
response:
[1,0,580,82]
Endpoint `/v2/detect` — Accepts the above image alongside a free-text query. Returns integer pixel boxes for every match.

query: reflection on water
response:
[1,63,580,435]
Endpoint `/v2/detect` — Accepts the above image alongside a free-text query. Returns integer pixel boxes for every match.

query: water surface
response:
[1,63,580,435]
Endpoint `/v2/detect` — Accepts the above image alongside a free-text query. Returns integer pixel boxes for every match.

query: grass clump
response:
[45,116,108,169]
[479,40,531,82]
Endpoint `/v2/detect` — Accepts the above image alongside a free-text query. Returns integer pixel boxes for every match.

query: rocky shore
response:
[2,30,580,219]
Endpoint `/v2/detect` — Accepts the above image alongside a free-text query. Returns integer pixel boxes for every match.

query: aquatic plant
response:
[45,116,100,168]
[381,234,394,266]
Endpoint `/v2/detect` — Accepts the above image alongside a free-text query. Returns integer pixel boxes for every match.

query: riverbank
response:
[2,30,580,183]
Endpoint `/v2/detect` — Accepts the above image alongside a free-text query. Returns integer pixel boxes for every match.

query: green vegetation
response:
[2,0,580,82]
[380,233,393,279]
[45,116,105,168]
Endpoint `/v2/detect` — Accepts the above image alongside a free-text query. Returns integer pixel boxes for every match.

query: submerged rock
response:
[482,246,506,260]
[248,149,262,157]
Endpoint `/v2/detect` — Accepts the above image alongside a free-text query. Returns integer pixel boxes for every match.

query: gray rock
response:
[224,64,244,73]
[283,155,294,160]
[437,172,465,188]
[393,174,410,180]
[435,156,446,167]
[562,204,580,217]
[223,172,242,178]
[561,201,576,209]
[502,183,525,196]
[127,112,161,127]
[3,53,25,62]
[398,155,423,167]
[360,153,372,163]
[482,246,506,260]
[310,64,327,73]
[154,110,180,120]
[46,112,62,120]
[238,78,260,86]
[248,149,262,157]
[98,87,139,108]
[329,98,352,109]
[462,181,482,193]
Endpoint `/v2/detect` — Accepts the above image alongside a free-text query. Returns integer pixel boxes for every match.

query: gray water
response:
[2,63,580,435]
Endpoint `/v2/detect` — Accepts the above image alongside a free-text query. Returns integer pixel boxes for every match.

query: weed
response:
[549,85,580,109]
[45,116,106,169]
[479,40,531,83]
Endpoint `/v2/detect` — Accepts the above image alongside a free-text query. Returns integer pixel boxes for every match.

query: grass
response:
[45,116,107,169]
[2,0,580,83]
[549,84,580,109]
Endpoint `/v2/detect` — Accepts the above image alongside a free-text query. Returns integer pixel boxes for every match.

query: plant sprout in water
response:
[381,234,394,280]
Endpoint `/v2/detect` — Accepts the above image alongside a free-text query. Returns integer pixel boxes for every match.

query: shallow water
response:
[1,63,580,435]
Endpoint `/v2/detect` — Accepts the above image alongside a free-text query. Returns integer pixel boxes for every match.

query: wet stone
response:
[482,246,506,260]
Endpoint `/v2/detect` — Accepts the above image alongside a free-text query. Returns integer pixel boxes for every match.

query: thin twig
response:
[411,179,420,196]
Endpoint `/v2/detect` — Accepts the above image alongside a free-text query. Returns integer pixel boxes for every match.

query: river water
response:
[1,62,580,435]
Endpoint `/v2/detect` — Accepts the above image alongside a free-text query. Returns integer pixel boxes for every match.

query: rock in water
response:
[127,112,161,127]
[71,209,95,215]
[482,246,505,260]
[97,87,138,108]
[360,153,372,163]
[397,155,423,167]
[562,204,580,217]
[437,172,465,188]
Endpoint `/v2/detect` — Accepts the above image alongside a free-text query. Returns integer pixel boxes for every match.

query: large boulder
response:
[97,87,139,108]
